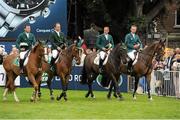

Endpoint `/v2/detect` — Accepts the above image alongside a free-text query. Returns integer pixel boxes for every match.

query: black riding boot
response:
[50,57,56,71]
[19,59,24,73]
[99,58,104,73]
[127,59,133,74]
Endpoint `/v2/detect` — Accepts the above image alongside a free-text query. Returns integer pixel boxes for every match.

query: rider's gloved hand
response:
[102,47,106,51]
[57,47,61,51]
[134,44,140,50]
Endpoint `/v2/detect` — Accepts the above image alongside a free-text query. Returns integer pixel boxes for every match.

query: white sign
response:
[0,65,20,86]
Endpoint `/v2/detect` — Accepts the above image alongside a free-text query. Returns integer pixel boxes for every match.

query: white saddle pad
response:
[23,52,31,66]
[94,51,110,65]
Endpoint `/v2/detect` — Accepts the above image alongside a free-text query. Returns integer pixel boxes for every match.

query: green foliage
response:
[127,16,147,31]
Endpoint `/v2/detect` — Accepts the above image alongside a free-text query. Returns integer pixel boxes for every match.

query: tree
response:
[72,0,179,43]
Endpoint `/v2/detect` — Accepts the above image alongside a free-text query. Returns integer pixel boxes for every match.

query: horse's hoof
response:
[107,96,111,99]
[3,97,7,101]
[91,95,96,99]
[30,99,34,102]
[50,96,55,101]
[30,97,36,102]
[85,94,89,98]
[15,99,20,103]
[113,93,118,98]
[64,97,68,101]
[149,97,153,101]
[133,96,137,100]
[56,96,60,101]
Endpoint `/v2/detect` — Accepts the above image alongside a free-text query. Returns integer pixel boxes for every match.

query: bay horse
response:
[2,42,45,102]
[41,44,81,101]
[108,40,166,100]
[80,43,130,100]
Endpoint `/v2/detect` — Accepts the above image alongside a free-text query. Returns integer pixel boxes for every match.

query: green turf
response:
[0,88,180,119]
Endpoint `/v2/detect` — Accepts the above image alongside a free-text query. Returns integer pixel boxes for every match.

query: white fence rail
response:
[128,70,180,98]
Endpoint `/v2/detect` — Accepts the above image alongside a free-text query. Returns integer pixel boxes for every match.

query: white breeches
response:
[20,51,28,59]
[99,51,106,60]
[52,49,58,58]
[127,50,136,60]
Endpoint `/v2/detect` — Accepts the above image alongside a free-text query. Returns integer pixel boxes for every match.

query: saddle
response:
[13,50,30,67]
[94,51,110,66]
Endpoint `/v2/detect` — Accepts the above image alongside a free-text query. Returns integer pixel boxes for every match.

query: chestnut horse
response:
[80,43,130,100]
[108,40,166,100]
[2,42,45,102]
[41,44,81,101]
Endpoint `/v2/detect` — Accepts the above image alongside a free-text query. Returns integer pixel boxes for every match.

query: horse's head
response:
[32,41,45,57]
[68,44,81,65]
[112,43,130,64]
[154,39,166,61]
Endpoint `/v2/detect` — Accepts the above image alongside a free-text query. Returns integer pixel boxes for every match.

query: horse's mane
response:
[111,43,121,53]
[66,44,75,53]
[142,41,159,53]
[31,43,40,53]
[61,44,76,56]
[109,43,126,63]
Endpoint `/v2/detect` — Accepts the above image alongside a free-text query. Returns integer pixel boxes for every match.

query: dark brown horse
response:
[80,43,130,100]
[2,42,45,102]
[41,44,81,101]
[108,40,166,100]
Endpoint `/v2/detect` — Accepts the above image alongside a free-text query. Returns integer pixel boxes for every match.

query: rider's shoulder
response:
[29,33,35,36]
[99,34,104,38]
[59,32,65,36]
[126,33,131,36]
[18,32,25,36]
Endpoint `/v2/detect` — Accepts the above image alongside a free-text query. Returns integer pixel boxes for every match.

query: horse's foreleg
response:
[36,73,43,100]
[57,74,68,101]
[28,73,38,102]
[89,83,95,98]
[133,76,139,100]
[107,81,114,99]
[3,88,8,101]
[85,77,95,98]
[13,90,19,102]
[47,73,54,100]
[3,75,9,101]
[111,74,123,100]
[38,82,41,98]
[12,74,19,102]
[146,74,152,100]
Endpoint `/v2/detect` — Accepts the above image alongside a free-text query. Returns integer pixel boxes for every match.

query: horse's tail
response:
[80,61,88,84]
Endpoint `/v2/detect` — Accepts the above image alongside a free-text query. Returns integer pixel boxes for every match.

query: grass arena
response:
[0,88,180,119]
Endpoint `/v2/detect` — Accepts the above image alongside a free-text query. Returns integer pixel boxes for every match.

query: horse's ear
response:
[162,39,166,43]
[159,39,162,43]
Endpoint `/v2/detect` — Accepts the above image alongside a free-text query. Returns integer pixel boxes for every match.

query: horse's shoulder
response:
[6,54,18,59]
